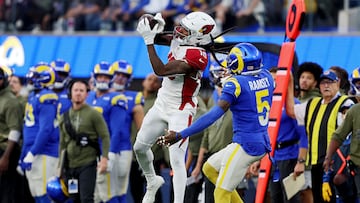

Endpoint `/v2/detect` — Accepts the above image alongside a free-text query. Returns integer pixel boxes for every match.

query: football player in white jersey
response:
[135,11,216,203]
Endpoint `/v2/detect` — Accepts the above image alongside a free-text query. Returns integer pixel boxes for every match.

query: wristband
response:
[297,158,306,164]
[175,132,181,140]
[8,130,21,142]
[323,171,332,182]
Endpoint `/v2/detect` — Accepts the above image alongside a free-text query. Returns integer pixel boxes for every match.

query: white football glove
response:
[137,13,166,45]
[21,152,35,171]
[154,13,165,32]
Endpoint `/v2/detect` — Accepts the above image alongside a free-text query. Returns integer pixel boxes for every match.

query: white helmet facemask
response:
[53,81,65,89]
[95,81,110,91]
[26,84,35,92]
[112,83,125,91]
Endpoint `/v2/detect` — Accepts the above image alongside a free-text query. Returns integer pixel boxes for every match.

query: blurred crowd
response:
[1,0,360,34]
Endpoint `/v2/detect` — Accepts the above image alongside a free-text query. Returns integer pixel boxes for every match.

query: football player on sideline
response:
[20,63,60,203]
[158,43,275,203]
[50,59,72,115]
[110,60,145,202]
[134,11,216,203]
[86,62,128,203]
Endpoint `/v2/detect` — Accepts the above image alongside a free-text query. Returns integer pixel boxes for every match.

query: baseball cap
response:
[320,71,338,81]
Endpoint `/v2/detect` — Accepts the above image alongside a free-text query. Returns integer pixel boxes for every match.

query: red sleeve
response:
[185,48,208,71]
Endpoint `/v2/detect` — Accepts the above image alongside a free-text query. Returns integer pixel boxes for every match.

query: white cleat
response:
[142,175,165,203]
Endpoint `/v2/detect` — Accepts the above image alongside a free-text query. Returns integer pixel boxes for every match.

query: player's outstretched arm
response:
[158,100,230,146]
[157,130,183,146]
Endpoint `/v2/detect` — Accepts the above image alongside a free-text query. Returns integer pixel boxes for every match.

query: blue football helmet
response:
[26,62,56,90]
[92,61,115,91]
[50,59,71,89]
[111,60,133,91]
[46,176,69,203]
[209,59,227,87]
[0,65,11,88]
[349,67,360,96]
[226,43,262,75]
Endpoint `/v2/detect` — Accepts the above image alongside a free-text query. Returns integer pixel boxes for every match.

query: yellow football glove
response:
[322,182,332,202]
[322,171,332,202]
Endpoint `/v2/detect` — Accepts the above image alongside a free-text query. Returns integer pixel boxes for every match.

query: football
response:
[139,14,158,29]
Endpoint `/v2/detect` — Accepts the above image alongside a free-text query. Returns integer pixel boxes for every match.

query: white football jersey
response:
[157,45,208,110]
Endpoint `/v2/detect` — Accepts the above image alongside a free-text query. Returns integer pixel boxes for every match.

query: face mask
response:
[95,82,110,91]
[26,84,35,92]
[112,83,125,91]
[53,81,65,89]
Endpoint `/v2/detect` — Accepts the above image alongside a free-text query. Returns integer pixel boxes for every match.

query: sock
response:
[35,195,51,203]
[203,162,243,203]
[117,195,126,203]
[214,187,232,203]
[107,197,119,203]
[231,190,243,203]
[169,145,187,203]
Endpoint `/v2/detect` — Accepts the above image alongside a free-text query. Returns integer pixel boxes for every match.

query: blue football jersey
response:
[221,69,275,155]
[22,89,59,158]
[86,91,128,152]
[123,90,144,149]
[57,88,72,115]
[274,99,307,161]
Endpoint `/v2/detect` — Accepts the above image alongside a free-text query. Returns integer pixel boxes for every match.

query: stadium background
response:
[0,33,359,91]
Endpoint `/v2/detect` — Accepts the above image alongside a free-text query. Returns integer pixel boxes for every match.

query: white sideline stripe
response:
[277,70,287,76]
[273,95,282,101]
[269,121,277,127]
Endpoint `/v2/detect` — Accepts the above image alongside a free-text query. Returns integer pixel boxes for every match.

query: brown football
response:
[139,14,158,29]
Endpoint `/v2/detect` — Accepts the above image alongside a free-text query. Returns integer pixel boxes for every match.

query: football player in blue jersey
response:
[158,42,275,203]
[349,67,360,103]
[50,59,72,115]
[111,60,145,202]
[20,62,60,203]
[86,61,128,203]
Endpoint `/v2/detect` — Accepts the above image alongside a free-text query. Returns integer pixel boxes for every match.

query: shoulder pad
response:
[223,77,241,97]
[185,48,208,71]
[39,93,58,103]
[223,77,240,87]
[135,92,145,105]
[111,94,128,109]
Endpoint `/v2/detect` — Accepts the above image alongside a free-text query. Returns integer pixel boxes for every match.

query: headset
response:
[67,79,90,99]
